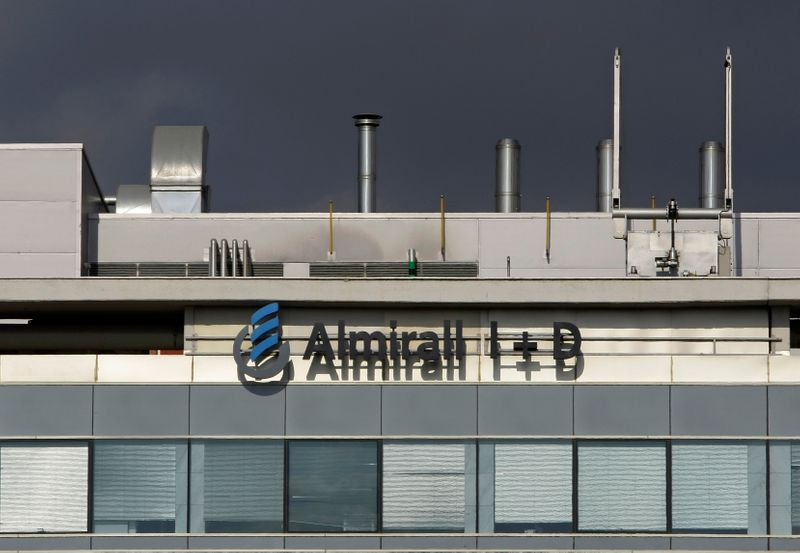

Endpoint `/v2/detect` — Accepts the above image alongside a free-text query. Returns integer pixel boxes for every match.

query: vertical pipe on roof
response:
[495,138,521,212]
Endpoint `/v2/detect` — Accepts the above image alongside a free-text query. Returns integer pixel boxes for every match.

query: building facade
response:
[2,134,800,553]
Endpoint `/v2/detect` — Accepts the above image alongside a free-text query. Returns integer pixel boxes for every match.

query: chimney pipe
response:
[495,138,521,213]
[596,139,613,212]
[699,141,724,209]
[354,114,382,213]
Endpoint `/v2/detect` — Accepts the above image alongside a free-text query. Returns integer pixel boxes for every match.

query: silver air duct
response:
[596,139,613,212]
[699,141,724,209]
[354,114,381,213]
[150,125,208,213]
[495,139,521,213]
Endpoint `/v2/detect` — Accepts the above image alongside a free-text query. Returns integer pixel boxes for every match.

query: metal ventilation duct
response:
[495,139,521,213]
[150,125,208,213]
[115,184,152,214]
[699,141,724,209]
[596,139,613,212]
[354,114,381,213]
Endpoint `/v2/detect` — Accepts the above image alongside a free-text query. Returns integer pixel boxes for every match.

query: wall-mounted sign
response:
[234,303,582,382]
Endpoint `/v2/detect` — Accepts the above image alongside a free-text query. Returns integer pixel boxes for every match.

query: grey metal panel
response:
[90,536,188,549]
[0,148,80,202]
[574,386,669,436]
[380,536,478,549]
[671,386,767,436]
[0,536,91,550]
[0,201,78,252]
[770,537,800,550]
[286,385,379,436]
[285,536,381,549]
[93,385,189,436]
[670,536,768,550]
[478,386,572,435]
[187,536,284,549]
[768,386,800,436]
[190,385,285,436]
[574,536,670,550]
[382,385,477,436]
[0,386,92,436]
[476,536,574,549]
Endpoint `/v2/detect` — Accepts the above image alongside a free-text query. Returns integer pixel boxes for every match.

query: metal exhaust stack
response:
[699,141,724,208]
[353,114,382,213]
[495,138,521,212]
[596,139,613,212]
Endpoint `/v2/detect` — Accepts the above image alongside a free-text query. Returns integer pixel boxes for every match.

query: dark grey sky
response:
[2,0,799,212]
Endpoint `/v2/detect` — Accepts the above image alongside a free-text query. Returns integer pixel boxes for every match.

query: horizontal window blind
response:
[672,442,748,532]
[383,442,466,531]
[494,442,572,529]
[792,444,800,532]
[93,442,179,525]
[0,443,88,532]
[578,441,666,531]
[202,441,283,524]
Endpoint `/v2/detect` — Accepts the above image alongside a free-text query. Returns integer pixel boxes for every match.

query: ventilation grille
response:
[88,261,474,278]
[251,263,284,277]
[310,262,478,278]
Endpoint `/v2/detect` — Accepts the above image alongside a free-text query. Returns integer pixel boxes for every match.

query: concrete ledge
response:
[97,354,191,382]
[0,354,95,382]
[0,277,787,306]
[673,355,768,383]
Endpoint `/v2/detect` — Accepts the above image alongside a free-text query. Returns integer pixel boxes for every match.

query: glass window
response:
[383,441,476,532]
[491,441,572,532]
[287,440,378,532]
[0,442,88,532]
[577,441,666,531]
[793,444,800,534]
[93,441,188,533]
[672,441,766,534]
[190,441,283,532]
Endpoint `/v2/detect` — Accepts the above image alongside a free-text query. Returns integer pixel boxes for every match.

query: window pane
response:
[793,444,800,534]
[672,441,766,534]
[191,441,283,532]
[0,443,88,532]
[383,441,475,532]
[288,441,377,532]
[93,441,187,533]
[578,441,666,531]
[494,441,572,532]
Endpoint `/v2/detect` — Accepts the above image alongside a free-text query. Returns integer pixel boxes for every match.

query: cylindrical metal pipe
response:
[354,114,382,213]
[613,207,732,220]
[220,239,229,277]
[596,139,613,212]
[209,239,219,277]
[242,239,250,277]
[495,138,521,212]
[231,239,240,277]
[699,141,725,208]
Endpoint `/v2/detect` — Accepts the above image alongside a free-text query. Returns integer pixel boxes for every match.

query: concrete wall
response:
[89,210,800,278]
[0,145,105,277]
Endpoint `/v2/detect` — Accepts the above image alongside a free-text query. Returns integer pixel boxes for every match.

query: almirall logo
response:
[233,303,291,379]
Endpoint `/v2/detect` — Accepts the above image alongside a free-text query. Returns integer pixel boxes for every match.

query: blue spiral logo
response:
[233,302,290,380]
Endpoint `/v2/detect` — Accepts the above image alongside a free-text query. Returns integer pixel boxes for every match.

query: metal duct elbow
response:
[699,141,725,209]
[150,125,208,213]
[596,139,613,212]
[354,114,382,213]
[495,138,521,213]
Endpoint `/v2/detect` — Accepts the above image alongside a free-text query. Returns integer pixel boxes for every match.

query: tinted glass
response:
[288,440,378,532]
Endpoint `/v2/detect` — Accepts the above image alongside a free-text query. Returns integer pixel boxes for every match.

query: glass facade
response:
[93,441,188,533]
[0,438,794,535]
[190,441,283,532]
[287,440,378,532]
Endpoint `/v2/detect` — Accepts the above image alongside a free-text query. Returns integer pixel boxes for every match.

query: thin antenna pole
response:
[612,48,621,209]
[724,47,733,210]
